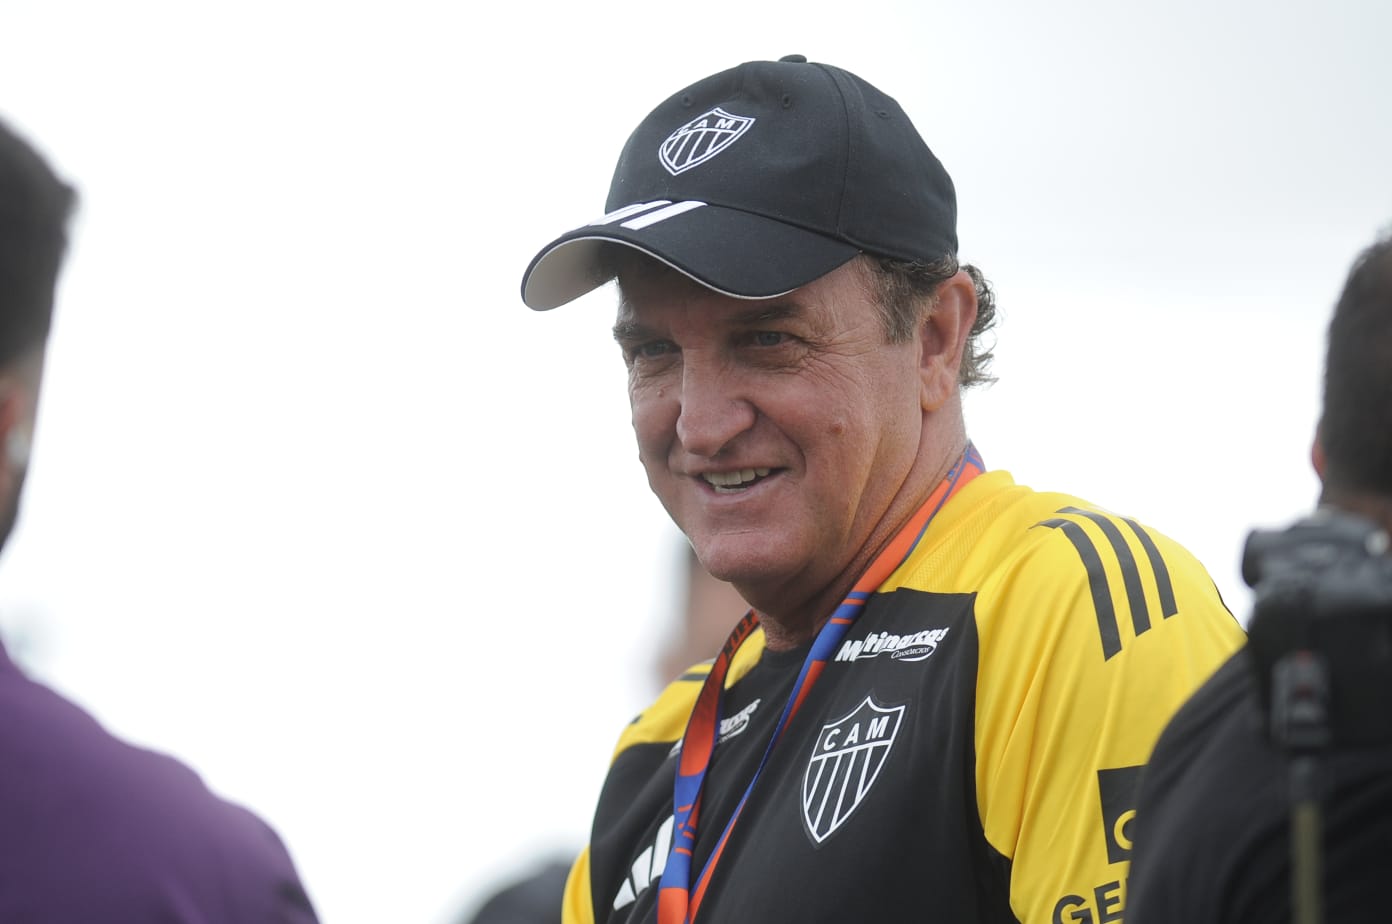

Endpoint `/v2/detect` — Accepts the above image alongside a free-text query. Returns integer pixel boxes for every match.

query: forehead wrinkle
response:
[731,302,804,325]
[612,276,827,348]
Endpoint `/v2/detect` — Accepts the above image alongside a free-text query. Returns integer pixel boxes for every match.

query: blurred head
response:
[655,543,750,686]
[1313,232,1392,523]
[0,118,76,549]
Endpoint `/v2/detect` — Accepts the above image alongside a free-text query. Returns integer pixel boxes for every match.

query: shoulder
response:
[0,656,318,922]
[930,477,1244,921]
[465,858,573,924]
[988,479,1221,598]
[902,471,1243,660]
[906,470,1223,596]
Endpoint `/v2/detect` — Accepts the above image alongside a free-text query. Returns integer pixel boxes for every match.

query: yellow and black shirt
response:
[564,468,1246,923]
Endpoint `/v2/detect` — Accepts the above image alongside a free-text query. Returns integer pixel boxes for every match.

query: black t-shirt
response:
[1129,650,1392,924]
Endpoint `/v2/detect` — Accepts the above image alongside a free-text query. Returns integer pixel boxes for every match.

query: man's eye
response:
[751,331,788,347]
[635,340,675,359]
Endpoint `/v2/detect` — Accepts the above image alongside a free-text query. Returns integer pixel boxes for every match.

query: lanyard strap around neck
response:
[656,444,984,924]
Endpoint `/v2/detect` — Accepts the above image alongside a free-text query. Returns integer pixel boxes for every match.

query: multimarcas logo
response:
[834,626,951,663]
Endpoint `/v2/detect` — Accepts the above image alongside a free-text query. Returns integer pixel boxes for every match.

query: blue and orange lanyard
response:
[656,444,985,924]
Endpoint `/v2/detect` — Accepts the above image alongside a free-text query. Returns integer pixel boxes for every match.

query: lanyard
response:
[656,444,984,924]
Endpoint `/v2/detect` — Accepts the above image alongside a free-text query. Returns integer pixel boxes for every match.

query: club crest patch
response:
[659,107,755,175]
[802,696,905,843]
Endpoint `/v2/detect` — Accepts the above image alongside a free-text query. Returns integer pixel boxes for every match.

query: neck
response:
[740,436,970,651]
[1320,489,1392,537]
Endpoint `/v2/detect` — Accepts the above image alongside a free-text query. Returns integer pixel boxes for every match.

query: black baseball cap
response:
[520,54,957,311]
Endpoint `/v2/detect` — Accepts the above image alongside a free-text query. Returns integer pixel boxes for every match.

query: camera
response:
[1242,507,1392,751]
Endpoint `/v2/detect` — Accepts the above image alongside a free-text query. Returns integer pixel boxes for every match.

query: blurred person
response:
[460,545,748,924]
[518,55,1246,923]
[461,859,572,924]
[0,116,319,922]
[1128,232,1392,924]
[653,543,751,688]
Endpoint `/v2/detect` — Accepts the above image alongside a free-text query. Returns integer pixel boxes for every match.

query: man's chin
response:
[689,537,800,590]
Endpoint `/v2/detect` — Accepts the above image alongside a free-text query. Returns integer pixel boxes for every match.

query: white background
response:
[1,1,1389,922]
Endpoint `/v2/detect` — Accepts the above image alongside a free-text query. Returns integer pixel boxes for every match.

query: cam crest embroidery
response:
[802,696,905,843]
[659,107,755,175]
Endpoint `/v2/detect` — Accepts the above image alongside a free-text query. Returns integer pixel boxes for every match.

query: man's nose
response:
[675,356,755,457]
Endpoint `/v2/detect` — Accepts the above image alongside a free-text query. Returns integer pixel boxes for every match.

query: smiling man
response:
[519,55,1246,924]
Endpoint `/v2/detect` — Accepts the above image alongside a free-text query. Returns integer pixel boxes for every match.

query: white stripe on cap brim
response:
[521,199,859,311]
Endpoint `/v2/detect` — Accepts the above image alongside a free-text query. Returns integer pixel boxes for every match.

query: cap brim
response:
[520,201,860,311]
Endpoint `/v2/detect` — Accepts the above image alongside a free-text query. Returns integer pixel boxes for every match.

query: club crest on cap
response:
[659,107,755,176]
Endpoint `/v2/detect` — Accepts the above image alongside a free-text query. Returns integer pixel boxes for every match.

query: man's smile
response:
[699,467,776,493]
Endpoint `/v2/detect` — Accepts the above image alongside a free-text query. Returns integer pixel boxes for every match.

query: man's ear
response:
[0,349,46,474]
[0,380,27,502]
[1312,420,1327,481]
[919,270,978,412]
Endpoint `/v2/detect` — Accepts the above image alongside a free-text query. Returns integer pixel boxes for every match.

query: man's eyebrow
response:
[612,318,654,344]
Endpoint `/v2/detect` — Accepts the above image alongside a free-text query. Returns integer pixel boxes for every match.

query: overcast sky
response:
[1,1,1389,922]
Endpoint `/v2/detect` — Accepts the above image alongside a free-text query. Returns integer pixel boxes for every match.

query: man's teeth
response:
[703,467,772,488]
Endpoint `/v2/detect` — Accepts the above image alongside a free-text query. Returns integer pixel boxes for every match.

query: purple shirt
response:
[0,639,319,922]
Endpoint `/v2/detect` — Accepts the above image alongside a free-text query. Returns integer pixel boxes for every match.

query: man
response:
[1128,234,1392,924]
[519,55,1246,923]
[0,117,319,921]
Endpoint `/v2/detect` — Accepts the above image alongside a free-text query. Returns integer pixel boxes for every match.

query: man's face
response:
[614,259,926,599]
